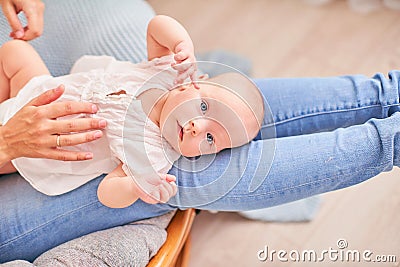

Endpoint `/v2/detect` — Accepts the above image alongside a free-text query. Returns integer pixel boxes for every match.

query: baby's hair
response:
[200,72,265,141]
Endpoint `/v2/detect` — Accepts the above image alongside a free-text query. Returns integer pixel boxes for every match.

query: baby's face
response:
[159,82,259,157]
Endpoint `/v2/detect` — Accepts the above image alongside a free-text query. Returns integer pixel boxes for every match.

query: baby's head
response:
[159,72,264,157]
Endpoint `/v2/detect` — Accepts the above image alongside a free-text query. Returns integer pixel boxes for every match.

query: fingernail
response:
[55,85,63,93]
[92,104,98,113]
[85,153,93,160]
[94,130,103,139]
[15,30,24,39]
[99,120,107,128]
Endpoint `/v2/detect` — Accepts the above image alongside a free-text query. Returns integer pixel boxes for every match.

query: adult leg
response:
[0,173,175,262]
[169,71,400,210]
[256,72,400,139]
[2,71,399,261]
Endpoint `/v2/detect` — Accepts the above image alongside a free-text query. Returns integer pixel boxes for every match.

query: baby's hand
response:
[172,42,199,89]
[133,173,178,204]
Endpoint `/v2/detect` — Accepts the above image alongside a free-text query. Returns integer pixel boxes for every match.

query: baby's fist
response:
[138,173,178,204]
[172,42,199,88]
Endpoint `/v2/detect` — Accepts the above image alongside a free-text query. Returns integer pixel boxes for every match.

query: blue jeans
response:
[1,71,399,262]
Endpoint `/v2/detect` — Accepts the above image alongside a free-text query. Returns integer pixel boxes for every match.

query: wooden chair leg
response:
[147,209,196,267]
[175,232,192,267]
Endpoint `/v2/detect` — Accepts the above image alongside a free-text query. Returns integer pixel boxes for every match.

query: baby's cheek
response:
[178,139,198,157]
[197,139,216,156]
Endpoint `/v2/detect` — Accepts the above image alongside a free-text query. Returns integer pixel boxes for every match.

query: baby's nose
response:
[185,120,204,136]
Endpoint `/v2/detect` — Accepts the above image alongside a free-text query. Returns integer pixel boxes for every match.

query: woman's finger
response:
[50,118,107,134]
[44,101,99,119]
[27,85,65,106]
[40,148,94,161]
[26,86,100,118]
[48,130,104,148]
[21,2,45,40]
[1,0,24,37]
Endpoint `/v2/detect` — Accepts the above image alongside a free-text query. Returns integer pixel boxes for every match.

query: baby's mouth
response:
[178,122,183,141]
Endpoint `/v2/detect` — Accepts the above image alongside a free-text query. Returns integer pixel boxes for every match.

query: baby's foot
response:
[131,173,177,204]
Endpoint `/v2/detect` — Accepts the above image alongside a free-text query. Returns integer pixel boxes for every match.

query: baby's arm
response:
[147,15,193,60]
[147,15,197,86]
[97,163,177,208]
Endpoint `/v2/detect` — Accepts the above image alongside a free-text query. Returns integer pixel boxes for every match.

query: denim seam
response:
[235,164,384,200]
[0,200,99,248]
[229,176,339,200]
[243,177,334,198]
[262,103,399,128]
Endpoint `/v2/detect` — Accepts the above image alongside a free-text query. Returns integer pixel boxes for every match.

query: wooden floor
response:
[148,1,400,266]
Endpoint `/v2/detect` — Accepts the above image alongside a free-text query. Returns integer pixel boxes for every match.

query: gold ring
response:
[56,135,61,147]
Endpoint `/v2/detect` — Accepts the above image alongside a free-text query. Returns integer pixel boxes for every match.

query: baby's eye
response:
[206,133,214,145]
[200,100,208,114]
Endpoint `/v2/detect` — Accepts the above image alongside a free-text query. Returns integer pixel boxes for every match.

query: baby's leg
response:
[0,40,50,174]
[0,40,50,102]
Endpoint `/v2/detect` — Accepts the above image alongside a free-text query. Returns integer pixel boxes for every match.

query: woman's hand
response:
[0,85,107,163]
[172,41,199,89]
[0,0,45,40]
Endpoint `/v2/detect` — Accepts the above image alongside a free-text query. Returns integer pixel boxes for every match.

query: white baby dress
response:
[2,55,181,195]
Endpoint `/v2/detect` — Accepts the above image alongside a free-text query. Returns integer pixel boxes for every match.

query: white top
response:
[3,55,181,195]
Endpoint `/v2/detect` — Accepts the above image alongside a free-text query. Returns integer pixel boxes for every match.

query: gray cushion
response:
[32,211,175,267]
[0,211,175,267]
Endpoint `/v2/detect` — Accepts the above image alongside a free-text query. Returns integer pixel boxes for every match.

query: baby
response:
[0,15,264,208]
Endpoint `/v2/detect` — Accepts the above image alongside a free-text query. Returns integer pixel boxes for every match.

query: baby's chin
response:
[179,150,200,158]
[175,146,200,158]
[178,148,218,158]
[171,140,219,157]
